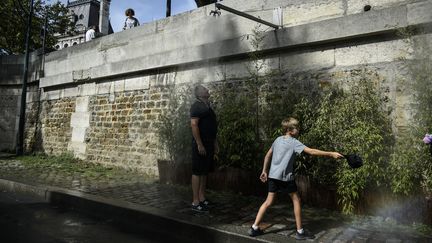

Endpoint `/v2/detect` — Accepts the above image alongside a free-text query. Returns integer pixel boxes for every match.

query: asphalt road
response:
[0,189,174,243]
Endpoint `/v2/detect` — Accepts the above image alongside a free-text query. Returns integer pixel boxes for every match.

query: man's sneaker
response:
[200,199,212,207]
[248,226,264,237]
[191,203,208,213]
[295,230,315,240]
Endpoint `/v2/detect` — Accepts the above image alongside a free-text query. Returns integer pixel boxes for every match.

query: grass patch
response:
[16,153,119,179]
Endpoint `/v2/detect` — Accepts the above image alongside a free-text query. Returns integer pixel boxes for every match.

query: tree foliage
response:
[0,0,73,54]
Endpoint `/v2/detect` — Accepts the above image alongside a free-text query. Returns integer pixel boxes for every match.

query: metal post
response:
[16,0,35,155]
[166,0,171,17]
[40,13,48,77]
[215,3,281,29]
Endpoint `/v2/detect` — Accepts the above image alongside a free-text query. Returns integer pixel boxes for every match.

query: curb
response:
[0,178,277,243]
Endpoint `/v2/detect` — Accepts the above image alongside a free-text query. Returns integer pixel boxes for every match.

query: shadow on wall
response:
[0,94,19,152]
[197,10,240,81]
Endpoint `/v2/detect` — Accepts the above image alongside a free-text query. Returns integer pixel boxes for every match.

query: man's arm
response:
[303,147,343,159]
[191,118,206,155]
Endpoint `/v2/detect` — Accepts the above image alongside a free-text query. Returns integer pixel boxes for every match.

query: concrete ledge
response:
[0,178,272,243]
[38,2,432,88]
[40,73,74,88]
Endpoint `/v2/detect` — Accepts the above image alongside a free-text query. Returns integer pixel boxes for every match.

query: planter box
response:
[157,160,266,196]
[157,160,191,185]
[207,167,266,196]
[296,175,338,210]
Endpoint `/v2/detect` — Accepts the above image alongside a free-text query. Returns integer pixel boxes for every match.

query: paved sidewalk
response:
[0,154,431,242]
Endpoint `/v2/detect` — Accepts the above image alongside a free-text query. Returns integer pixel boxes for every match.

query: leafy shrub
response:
[212,81,263,170]
[389,29,432,196]
[155,85,192,163]
[295,68,394,214]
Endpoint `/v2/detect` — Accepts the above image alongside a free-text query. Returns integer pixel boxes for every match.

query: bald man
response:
[190,85,218,212]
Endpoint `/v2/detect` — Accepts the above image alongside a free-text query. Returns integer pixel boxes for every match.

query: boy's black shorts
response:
[192,140,215,176]
[268,178,297,193]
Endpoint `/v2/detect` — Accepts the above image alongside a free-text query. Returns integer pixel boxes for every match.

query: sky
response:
[53,0,197,32]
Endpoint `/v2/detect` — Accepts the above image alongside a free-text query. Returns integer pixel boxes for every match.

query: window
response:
[73,42,78,46]
[64,44,69,48]
[79,14,84,20]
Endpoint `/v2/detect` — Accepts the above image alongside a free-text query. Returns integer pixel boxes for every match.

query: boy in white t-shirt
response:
[85,26,96,42]
[249,117,343,240]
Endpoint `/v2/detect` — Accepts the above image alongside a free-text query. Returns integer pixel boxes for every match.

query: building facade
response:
[55,0,113,50]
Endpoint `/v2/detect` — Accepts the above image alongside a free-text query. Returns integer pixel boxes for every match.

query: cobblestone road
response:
[0,156,430,242]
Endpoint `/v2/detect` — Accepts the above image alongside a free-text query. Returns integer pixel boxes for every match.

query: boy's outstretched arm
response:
[260,148,273,182]
[303,147,343,159]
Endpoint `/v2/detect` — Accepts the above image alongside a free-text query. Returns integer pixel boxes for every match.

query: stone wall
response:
[37,98,76,155]
[85,87,170,175]
[0,0,431,176]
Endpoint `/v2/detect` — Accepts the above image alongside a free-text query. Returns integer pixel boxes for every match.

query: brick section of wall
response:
[38,98,76,155]
[85,87,170,176]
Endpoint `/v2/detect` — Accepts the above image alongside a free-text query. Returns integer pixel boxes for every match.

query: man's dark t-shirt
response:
[190,100,217,141]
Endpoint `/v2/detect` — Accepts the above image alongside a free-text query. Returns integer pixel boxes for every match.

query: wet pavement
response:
[0,153,431,243]
[0,189,173,243]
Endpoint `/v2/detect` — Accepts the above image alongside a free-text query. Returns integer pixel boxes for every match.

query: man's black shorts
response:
[192,140,215,175]
[268,178,297,193]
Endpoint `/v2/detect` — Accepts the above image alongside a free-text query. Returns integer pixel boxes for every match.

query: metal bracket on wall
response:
[215,3,282,29]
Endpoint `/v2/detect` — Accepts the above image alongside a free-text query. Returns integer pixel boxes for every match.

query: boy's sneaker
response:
[191,203,208,213]
[295,230,315,240]
[248,226,264,237]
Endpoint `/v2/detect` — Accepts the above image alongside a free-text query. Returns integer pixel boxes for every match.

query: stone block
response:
[346,0,411,15]
[25,91,38,104]
[113,80,125,93]
[0,131,16,144]
[224,55,280,79]
[78,82,96,96]
[71,127,87,142]
[70,112,90,128]
[335,39,413,66]
[280,49,335,71]
[407,1,432,26]
[124,76,150,91]
[283,0,344,26]
[68,141,87,159]
[72,69,91,81]
[175,65,226,84]
[412,34,432,59]
[39,72,74,88]
[75,96,90,112]
[42,90,61,101]
[61,87,79,98]
[96,82,112,95]
[89,64,111,80]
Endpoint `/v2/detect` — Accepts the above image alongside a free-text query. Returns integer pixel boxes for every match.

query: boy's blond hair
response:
[281,117,299,134]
